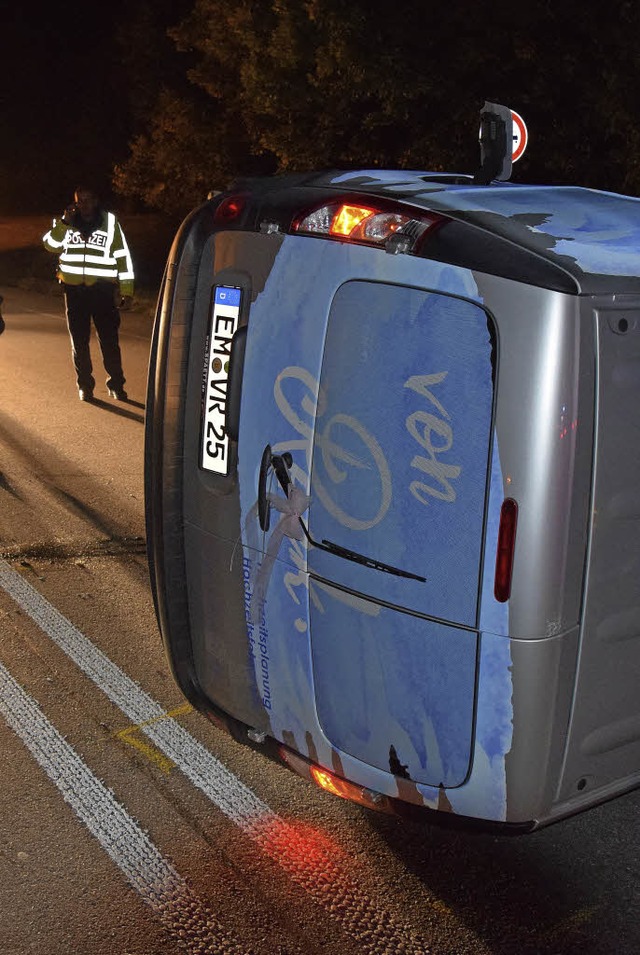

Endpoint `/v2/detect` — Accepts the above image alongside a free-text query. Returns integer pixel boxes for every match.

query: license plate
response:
[200,285,242,473]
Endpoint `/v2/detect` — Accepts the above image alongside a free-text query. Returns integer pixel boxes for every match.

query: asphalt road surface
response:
[0,286,638,955]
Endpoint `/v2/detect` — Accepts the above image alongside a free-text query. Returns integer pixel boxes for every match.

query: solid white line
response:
[0,560,273,825]
[0,559,431,953]
[0,661,248,955]
[0,559,272,827]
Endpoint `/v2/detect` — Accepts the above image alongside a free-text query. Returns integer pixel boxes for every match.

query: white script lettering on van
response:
[273,366,391,531]
[404,372,461,504]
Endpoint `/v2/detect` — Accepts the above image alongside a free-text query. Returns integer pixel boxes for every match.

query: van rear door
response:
[234,234,496,787]
[305,280,496,786]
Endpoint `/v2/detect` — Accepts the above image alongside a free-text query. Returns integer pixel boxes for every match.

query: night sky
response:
[3,3,640,216]
[2,4,130,213]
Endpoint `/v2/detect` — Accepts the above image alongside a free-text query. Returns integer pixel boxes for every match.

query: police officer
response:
[43,187,134,401]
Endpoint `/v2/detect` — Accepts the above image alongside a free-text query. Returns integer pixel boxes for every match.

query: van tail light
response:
[494,498,518,602]
[279,746,392,813]
[293,200,444,252]
[214,195,246,223]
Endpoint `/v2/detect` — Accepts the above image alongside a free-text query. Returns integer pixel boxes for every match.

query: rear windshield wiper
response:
[261,448,426,583]
[311,536,426,582]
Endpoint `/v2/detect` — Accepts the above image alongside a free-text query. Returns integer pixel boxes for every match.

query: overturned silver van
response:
[146,133,640,829]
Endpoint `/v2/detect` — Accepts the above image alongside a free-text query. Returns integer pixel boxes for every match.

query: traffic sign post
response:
[511,110,528,162]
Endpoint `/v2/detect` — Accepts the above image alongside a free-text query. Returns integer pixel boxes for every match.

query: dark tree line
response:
[113,0,640,215]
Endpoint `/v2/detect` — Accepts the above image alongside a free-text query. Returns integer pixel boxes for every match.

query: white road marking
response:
[0,559,431,953]
[0,661,249,955]
[0,559,271,825]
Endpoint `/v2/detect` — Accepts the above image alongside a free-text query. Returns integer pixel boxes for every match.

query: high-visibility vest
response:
[43,211,134,297]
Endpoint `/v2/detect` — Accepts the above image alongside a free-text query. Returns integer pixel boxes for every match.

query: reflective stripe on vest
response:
[57,213,126,283]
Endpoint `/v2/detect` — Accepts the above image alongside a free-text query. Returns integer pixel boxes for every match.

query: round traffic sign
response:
[511,110,528,162]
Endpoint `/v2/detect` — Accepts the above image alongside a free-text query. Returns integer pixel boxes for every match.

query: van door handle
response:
[258,447,294,532]
[225,324,247,442]
[258,444,272,532]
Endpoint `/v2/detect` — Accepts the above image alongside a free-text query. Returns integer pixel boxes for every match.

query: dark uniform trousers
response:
[64,282,126,393]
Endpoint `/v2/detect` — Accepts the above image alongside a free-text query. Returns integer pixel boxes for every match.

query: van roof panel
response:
[307,172,640,287]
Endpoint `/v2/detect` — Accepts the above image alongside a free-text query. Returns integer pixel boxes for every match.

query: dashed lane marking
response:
[0,559,433,953]
[0,661,250,955]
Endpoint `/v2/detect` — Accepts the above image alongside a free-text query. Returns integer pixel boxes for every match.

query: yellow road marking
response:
[115,704,193,774]
[538,904,600,941]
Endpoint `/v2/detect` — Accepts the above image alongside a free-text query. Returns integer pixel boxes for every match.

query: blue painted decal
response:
[235,234,513,816]
[308,280,494,627]
[311,587,478,787]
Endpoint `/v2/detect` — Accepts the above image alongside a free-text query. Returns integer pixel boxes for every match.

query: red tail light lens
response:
[494,498,518,602]
[214,195,246,223]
